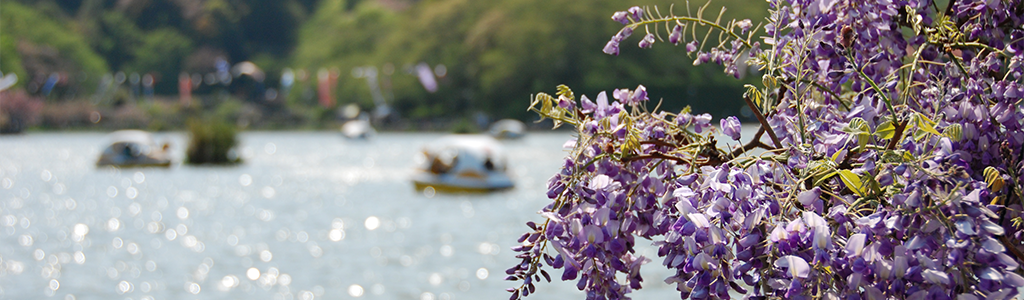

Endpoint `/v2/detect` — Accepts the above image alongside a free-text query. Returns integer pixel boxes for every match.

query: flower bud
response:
[736,19,752,33]
[630,85,648,104]
[613,27,633,42]
[638,33,655,49]
[685,40,699,53]
[627,6,643,21]
[611,11,629,24]
[669,25,683,44]
[720,116,741,140]
[603,40,620,56]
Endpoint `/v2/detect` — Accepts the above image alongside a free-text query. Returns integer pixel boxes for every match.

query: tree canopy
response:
[2,0,768,122]
[292,0,768,120]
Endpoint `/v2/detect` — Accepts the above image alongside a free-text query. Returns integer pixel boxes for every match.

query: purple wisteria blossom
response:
[512,0,1024,299]
[692,113,711,133]
[602,41,620,56]
[630,85,646,104]
[669,25,684,44]
[611,11,629,25]
[685,40,698,53]
[720,116,741,140]
[638,33,655,48]
[627,6,643,21]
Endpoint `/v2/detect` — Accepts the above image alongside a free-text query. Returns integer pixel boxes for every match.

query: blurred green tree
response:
[291,0,768,121]
[126,28,195,94]
[0,1,109,92]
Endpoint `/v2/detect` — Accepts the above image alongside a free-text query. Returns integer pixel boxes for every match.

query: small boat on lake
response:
[96,130,172,167]
[488,119,526,140]
[341,119,376,139]
[412,135,514,193]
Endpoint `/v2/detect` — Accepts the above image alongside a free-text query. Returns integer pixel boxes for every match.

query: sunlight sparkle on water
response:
[187,282,201,294]
[107,218,121,231]
[329,229,345,242]
[117,280,133,294]
[219,275,240,291]
[128,202,141,216]
[348,284,364,297]
[19,234,33,246]
[72,223,89,241]
[239,174,253,186]
[0,132,591,299]
[126,242,140,255]
[261,186,276,198]
[364,216,380,230]
[246,267,260,280]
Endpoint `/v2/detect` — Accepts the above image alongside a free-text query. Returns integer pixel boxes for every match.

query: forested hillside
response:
[1,0,767,125]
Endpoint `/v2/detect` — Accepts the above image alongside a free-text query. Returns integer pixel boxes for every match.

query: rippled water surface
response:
[0,131,712,300]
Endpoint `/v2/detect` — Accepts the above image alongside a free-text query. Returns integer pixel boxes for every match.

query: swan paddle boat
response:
[412,135,514,193]
[341,119,376,139]
[96,130,172,167]
[488,119,526,140]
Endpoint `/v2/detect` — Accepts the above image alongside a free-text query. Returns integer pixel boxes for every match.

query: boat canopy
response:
[106,130,158,146]
[421,135,507,174]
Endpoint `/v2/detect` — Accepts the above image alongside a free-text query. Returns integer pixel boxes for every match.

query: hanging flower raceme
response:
[510,0,1024,299]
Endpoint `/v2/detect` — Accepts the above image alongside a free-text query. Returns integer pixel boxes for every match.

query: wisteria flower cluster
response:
[508,0,1024,299]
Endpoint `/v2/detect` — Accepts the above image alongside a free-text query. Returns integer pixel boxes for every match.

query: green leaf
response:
[813,170,839,187]
[806,159,838,188]
[831,149,844,164]
[875,120,895,139]
[839,170,866,197]
[915,113,941,136]
[842,118,871,149]
[744,84,763,107]
[943,123,963,142]
[847,118,868,132]
[864,173,881,196]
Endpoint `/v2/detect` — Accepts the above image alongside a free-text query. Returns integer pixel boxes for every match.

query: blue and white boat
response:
[412,135,514,192]
[96,130,172,167]
[488,119,526,140]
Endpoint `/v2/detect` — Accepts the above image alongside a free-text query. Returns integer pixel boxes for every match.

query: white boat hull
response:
[411,171,513,193]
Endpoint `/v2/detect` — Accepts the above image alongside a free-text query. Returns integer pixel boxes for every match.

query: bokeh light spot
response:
[348,284,364,297]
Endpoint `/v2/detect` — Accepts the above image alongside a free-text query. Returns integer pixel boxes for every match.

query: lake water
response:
[2,130,747,300]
